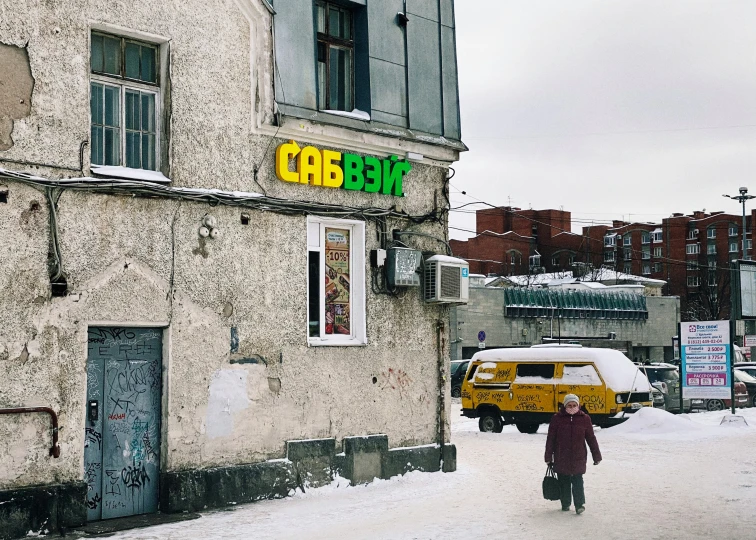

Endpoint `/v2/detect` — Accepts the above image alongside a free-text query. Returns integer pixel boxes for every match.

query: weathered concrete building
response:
[452,282,680,363]
[0,1,465,536]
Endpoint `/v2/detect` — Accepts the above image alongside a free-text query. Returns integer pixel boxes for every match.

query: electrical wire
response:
[0,168,441,225]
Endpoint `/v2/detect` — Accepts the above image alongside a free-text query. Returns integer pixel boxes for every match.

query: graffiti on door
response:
[84,327,162,521]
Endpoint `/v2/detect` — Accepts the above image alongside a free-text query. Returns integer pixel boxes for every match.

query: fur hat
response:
[563,394,579,406]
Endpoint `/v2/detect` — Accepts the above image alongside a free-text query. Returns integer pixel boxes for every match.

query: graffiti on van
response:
[579,395,605,411]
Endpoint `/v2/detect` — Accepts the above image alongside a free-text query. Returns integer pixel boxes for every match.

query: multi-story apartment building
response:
[451,207,754,320]
[0,1,465,536]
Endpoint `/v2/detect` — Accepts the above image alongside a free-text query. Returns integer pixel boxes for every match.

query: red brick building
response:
[450,206,756,320]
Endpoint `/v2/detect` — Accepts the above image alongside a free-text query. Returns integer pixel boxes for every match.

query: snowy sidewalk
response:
[104,405,756,540]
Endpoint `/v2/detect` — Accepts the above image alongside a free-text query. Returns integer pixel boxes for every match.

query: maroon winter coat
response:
[544,409,602,475]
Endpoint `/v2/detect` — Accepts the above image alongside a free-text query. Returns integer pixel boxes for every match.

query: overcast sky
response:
[450,0,756,240]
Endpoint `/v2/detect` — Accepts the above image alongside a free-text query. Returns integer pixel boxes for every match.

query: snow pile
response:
[605,406,704,436]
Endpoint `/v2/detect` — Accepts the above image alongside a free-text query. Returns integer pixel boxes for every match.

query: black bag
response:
[542,464,561,501]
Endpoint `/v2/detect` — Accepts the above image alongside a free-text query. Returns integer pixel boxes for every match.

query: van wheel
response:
[516,423,539,434]
[478,412,503,433]
[451,386,461,398]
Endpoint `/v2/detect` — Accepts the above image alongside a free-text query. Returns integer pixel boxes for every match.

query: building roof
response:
[492,268,665,288]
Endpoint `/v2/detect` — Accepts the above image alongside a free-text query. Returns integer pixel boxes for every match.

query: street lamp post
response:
[723,187,756,260]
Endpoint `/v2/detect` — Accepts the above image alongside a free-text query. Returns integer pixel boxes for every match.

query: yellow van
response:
[460,345,653,433]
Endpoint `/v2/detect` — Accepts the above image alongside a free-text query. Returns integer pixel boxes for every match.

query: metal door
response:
[84,327,162,521]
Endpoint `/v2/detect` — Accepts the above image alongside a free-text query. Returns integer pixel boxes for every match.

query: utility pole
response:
[723,188,755,260]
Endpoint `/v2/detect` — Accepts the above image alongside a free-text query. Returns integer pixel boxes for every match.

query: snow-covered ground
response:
[105,405,756,540]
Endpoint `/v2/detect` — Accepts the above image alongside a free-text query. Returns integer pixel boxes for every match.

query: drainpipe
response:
[0,407,61,458]
[437,319,446,466]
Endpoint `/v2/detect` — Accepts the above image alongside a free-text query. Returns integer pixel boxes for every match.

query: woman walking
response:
[544,394,602,514]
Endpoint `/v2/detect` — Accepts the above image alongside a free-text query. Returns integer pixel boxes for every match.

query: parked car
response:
[637,363,690,413]
[734,369,756,408]
[733,362,756,382]
[461,346,652,433]
[450,359,470,398]
[651,385,666,409]
[690,380,749,411]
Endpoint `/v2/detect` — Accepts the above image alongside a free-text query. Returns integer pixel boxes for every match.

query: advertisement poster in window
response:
[325,227,350,335]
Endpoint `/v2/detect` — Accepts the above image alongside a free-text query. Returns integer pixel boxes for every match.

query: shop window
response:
[90,32,160,170]
[307,217,366,345]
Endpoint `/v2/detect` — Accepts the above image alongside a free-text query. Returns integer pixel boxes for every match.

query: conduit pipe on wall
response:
[0,407,61,458]
[436,319,446,463]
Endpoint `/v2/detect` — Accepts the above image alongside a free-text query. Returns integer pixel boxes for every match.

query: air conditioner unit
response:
[423,255,469,303]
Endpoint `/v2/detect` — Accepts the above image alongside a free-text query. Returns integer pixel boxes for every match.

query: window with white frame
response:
[604,235,616,247]
[551,255,559,267]
[687,229,698,239]
[687,275,700,287]
[90,32,160,170]
[307,217,366,345]
[641,231,650,244]
[653,247,662,258]
[654,262,662,273]
[624,263,632,274]
[642,263,650,275]
[686,244,700,255]
[604,251,615,262]
[730,241,738,253]
[707,243,716,255]
[687,260,697,271]
[708,274,717,287]
[729,226,738,237]
[623,235,632,246]
[652,230,663,243]
[748,239,753,250]
[642,246,650,259]
[623,248,632,260]
[707,228,716,239]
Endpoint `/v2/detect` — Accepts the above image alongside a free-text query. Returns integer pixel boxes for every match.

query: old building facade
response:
[0,1,465,536]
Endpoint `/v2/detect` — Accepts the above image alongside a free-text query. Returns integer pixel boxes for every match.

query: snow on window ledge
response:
[91,165,171,183]
[321,109,371,122]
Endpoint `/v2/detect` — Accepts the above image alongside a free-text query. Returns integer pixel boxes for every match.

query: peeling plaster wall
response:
[0,1,456,489]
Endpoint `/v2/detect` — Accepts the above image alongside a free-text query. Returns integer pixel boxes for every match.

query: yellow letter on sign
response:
[321,149,343,188]
[298,146,322,186]
[275,140,301,183]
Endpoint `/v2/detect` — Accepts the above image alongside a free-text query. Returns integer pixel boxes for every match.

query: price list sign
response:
[681,321,731,399]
